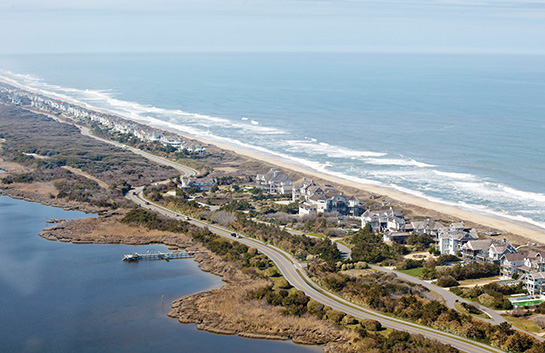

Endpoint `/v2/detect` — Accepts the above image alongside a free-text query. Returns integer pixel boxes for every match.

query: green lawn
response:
[398,267,424,278]
[503,315,541,334]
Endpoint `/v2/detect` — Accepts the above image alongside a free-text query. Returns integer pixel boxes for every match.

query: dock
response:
[122,249,207,261]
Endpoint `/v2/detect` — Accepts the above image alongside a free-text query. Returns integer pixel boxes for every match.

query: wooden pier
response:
[122,249,207,262]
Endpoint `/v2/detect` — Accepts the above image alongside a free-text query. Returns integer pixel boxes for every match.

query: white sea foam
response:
[363,158,435,168]
[284,139,386,159]
[432,170,477,181]
[3,70,545,231]
[0,71,287,136]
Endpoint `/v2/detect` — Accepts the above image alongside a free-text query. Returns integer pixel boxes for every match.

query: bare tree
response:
[211,211,236,226]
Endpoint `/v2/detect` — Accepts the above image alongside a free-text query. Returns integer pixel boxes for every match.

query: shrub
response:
[478,293,496,307]
[276,278,292,290]
[436,275,459,287]
[341,315,358,325]
[361,319,382,331]
[461,302,483,315]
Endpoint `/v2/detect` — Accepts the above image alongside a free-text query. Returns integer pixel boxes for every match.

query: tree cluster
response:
[231,213,342,263]
[350,225,406,264]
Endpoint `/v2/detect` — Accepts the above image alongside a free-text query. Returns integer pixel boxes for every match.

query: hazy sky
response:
[1,0,544,54]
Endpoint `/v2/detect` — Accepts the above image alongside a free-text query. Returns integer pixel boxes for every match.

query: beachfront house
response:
[184,145,206,155]
[255,168,293,194]
[461,238,516,264]
[411,219,445,238]
[292,179,364,216]
[500,251,545,279]
[361,208,405,233]
[160,134,184,148]
[438,225,478,255]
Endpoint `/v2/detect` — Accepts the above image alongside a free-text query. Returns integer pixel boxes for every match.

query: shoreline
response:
[163,129,545,243]
[2,76,545,244]
[36,210,357,352]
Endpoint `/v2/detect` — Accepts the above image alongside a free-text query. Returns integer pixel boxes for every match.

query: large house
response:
[500,252,527,278]
[411,219,445,238]
[292,179,364,216]
[461,238,516,264]
[501,251,545,278]
[180,176,217,192]
[383,231,411,244]
[361,208,406,233]
[438,222,478,255]
[256,168,293,194]
[525,272,545,296]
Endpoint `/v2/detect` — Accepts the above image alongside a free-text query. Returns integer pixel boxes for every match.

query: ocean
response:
[1,52,544,230]
[0,195,319,353]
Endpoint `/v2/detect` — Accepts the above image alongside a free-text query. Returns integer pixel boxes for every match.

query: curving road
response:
[126,187,503,353]
[369,265,506,325]
[71,123,503,353]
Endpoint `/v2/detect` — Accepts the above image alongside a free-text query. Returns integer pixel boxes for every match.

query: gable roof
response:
[502,252,526,262]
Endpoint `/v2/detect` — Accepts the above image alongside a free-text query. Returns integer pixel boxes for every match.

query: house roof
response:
[526,251,545,260]
[529,272,545,280]
[448,230,476,241]
[502,252,526,262]
[309,194,327,201]
[490,243,513,255]
[463,239,494,251]
[450,221,466,230]
[258,168,292,185]
[411,219,443,231]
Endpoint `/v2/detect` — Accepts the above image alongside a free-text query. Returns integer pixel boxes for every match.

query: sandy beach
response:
[182,133,545,242]
[2,76,545,245]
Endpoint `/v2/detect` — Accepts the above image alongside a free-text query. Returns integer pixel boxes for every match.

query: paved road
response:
[126,187,503,353]
[79,125,198,177]
[369,265,506,325]
[70,124,503,352]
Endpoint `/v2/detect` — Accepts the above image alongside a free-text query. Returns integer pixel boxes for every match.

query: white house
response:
[361,208,404,233]
[525,272,545,296]
[293,179,364,216]
[256,168,293,194]
[439,228,478,255]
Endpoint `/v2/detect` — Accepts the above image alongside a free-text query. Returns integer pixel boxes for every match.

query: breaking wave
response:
[2,69,545,231]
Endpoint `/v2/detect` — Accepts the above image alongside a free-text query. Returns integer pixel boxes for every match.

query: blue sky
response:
[1,0,544,54]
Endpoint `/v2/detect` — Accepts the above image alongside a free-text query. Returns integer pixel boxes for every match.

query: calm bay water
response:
[0,195,320,353]
[0,53,544,229]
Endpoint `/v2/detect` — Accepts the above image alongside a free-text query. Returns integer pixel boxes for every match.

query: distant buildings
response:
[292,179,364,216]
[0,83,194,151]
